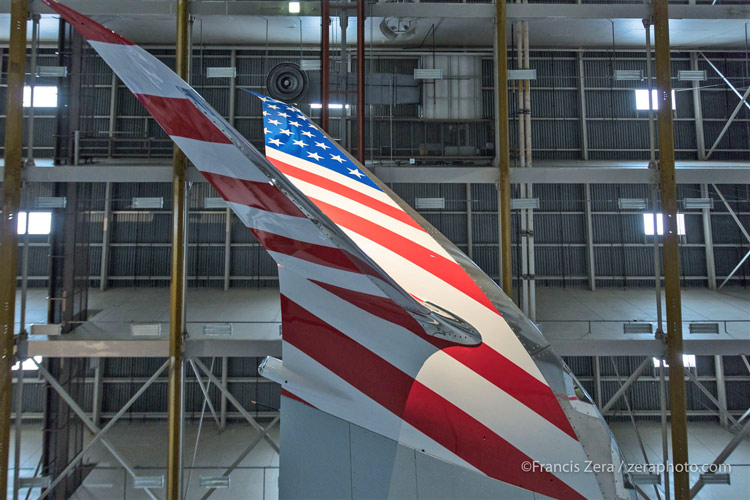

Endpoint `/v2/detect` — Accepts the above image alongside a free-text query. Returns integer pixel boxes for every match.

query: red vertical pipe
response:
[356,0,365,162]
[321,0,330,132]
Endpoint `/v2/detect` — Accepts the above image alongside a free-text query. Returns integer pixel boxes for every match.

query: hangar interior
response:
[0,0,749,499]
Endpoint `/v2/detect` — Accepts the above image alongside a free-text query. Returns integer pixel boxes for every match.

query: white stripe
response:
[267,147,402,210]
[89,41,187,99]
[285,175,453,261]
[172,137,268,183]
[279,341,482,474]
[226,202,333,248]
[340,228,546,383]
[281,271,598,498]
[269,251,387,298]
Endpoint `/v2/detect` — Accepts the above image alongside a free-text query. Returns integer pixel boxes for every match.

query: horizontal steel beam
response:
[5,161,750,184]
[6,2,748,20]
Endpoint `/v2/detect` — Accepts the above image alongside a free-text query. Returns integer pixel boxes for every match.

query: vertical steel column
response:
[690,52,706,160]
[100,182,112,291]
[495,0,512,296]
[466,184,474,260]
[714,355,727,428]
[577,52,589,161]
[26,14,39,165]
[321,0,330,132]
[108,73,118,157]
[356,0,365,163]
[653,1,690,497]
[167,1,190,499]
[584,184,596,291]
[701,184,716,290]
[0,2,28,495]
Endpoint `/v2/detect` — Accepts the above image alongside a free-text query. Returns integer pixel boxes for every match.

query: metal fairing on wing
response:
[42,2,634,499]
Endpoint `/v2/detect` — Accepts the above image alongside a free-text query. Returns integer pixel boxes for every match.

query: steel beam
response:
[26,14,39,166]
[654,1,689,496]
[689,416,750,498]
[584,184,596,290]
[321,0,330,132]
[356,0,365,163]
[0,1,28,495]
[690,53,706,160]
[577,52,589,160]
[166,2,190,499]
[700,184,716,290]
[714,356,728,428]
[600,357,651,414]
[496,0,512,297]
[100,182,112,291]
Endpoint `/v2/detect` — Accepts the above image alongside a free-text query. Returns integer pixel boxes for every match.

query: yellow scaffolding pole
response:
[0,1,28,497]
[166,1,190,498]
[495,0,512,296]
[653,0,690,498]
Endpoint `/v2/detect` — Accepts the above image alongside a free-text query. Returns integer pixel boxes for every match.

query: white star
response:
[315,141,329,150]
[292,139,308,148]
[279,129,293,136]
[277,112,289,118]
[347,168,364,179]
[262,111,270,116]
[268,119,281,126]
[268,138,283,147]
[259,96,268,102]
[264,128,271,134]
[307,152,322,161]
[301,130,314,138]
[289,120,301,127]
[331,154,345,164]
[308,122,317,128]
[296,114,307,121]
[286,106,297,112]
[267,104,279,110]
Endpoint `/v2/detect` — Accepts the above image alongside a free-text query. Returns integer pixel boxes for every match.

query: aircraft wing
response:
[43,2,631,499]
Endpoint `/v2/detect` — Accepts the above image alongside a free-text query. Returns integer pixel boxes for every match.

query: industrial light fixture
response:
[635,89,676,111]
[653,354,696,368]
[300,59,321,71]
[310,103,348,109]
[511,198,540,210]
[683,197,713,209]
[200,476,231,489]
[206,67,237,79]
[614,69,643,81]
[415,197,446,210]
[203,323,233,336]
[132,197,164,209]
[623,322,653,334]
[628,473,660,485]
[288,1,300,14]
[17,212,52,235]
[689,322,720,334]
[23,85,58,108]
[508,69,537,81]
[36,66,68,78]
[617,198,647,210]
[678,70,707,82]
[204,197,227,209]
[30,324,61,336]
[36,196,67,208]
[699,473,730,485]
[643,213,686,236]
[133,476,165,489]
[130,323,162,337]
[414,69,443,80]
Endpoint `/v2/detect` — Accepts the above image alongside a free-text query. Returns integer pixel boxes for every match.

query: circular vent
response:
[266,63,309,103]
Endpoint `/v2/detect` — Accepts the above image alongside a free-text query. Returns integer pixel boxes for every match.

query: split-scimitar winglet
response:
[43,2,633,498]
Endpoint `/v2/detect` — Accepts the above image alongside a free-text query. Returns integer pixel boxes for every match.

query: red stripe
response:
[253,229,379,277]
[203,171,304,217]
[43,1,134,45]
[134,95,231,144]
[312,198,497,313]
[268,157,423,231]
[281,296,586,500]
[311,280,577,440]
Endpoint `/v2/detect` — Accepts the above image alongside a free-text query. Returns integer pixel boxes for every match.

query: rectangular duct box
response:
[130,323,162,337]
[207,67,237,79]
[203,323,233,337]
[37,66,68,78]
[623,322,653,334]
[511,198,540,210]
[683,198,713,209]
[19,476,51,488]
[618,198,647,210]
[133,476,164,489]
[30,324,62,336]
[508,69,537,81]
[132,197,164,209]
[300,59,321,71]
[204,197,227,209]
[415,197,445,210]
[629,473,660,485]
[678,70,707,82]
[614,69,643,81]
[689,322,719,334]
[414,68,443,80]
[700,473,730,485]
[200,476,231,489]
[35,196,66,208]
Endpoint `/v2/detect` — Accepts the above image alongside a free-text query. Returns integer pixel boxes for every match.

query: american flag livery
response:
[44,2,632,499]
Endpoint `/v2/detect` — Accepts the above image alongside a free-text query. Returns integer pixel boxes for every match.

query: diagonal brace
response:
[601,357,652,414]
[191,357,280,453]
[189,359,221,429]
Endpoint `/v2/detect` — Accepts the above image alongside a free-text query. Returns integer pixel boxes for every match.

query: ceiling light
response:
[415,198,445,210]
[288,2,300,14]
[618,198,647,210]
[614,69,643,81]
[206,67,236,78]
[511,198,540,210]
[414,69,443,80]
[508,69,537,81]
[37,66,68,78]
[678,70,707,82]
[683,198,713,209]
